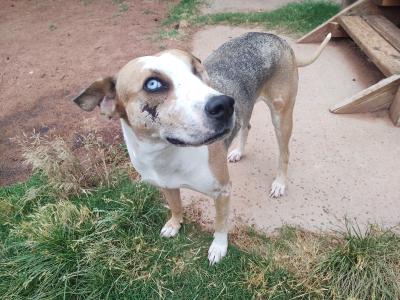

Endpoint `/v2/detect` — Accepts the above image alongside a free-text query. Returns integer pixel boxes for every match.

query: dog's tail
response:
[296,33,331,68]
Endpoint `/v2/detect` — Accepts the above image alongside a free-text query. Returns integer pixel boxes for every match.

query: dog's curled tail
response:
[296,33,331,67]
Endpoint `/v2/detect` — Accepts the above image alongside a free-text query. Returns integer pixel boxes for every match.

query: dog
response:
[73,32,331,264]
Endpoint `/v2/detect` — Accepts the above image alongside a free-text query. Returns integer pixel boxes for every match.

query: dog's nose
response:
[205,95,234,122]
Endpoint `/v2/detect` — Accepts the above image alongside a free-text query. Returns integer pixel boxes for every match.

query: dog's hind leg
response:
[160,188,183,237]
[227,123,250,162]
[267,97,295,198]
[262,56,298,198]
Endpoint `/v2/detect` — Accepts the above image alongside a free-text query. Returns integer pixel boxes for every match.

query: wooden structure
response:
[298,0,400,126]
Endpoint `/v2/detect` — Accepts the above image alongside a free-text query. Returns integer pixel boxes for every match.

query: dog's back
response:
[204,32,294,146]
[204,32,292,102]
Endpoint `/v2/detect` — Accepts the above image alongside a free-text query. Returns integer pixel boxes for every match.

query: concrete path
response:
[182,25,400,233]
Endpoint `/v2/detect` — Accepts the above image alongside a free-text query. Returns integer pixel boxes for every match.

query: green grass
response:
[163,0,202,26]
[0,174,302,299]
[196,0,340,35]
[1,172,399,299]
[162,0,340,37]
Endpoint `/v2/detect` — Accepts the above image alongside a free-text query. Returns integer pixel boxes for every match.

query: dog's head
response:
[73,49,234,146]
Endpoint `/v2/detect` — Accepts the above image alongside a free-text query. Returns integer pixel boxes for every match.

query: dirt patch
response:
[0,0,185,186]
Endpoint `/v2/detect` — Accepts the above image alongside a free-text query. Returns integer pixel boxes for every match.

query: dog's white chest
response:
[121,120,216,195]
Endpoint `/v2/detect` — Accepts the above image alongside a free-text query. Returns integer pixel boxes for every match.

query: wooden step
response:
[363,15,400,52]
[297,0,381,43]
[339,15,400,76]
[330,74,400,113]
[389,87,400,126]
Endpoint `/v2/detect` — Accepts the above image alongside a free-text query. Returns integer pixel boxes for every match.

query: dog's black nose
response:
[205,95,234,121]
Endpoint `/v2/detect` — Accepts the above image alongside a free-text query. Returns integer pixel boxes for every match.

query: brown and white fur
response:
[73,32,330,264]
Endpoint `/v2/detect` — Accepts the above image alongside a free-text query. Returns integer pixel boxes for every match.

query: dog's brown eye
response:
[144,77,168,93]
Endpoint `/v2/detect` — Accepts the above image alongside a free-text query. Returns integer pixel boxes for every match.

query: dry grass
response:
[231,224,400,299]
[16,130,132,198]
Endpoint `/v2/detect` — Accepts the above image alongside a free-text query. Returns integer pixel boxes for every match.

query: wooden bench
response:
[298,0,400,126]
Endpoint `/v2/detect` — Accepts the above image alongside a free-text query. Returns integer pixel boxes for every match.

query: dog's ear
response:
[191,55,210,85]
[73,77,118,118]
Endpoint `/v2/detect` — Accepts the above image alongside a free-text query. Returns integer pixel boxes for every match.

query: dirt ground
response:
[0,0,184,185]
[183,25,400,233]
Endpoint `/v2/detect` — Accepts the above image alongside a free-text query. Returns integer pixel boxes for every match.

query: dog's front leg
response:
[160,188,183,238]
[208,185,231,264]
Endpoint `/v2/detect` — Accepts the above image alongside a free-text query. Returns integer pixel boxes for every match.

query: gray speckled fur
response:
[204,32,293,147]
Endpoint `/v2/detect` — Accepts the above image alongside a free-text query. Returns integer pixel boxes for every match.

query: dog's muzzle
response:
[205,95,235,123]
[165,95,235,147]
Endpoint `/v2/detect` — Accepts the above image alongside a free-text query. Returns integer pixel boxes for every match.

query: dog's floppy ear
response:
[191,55,210,85]
[73,76,118,118]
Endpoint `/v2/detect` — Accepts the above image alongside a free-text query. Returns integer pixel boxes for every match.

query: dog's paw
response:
[208,233,228,265]
[227,149,243,163]
[270,179,286,198]
[160,219,181,238]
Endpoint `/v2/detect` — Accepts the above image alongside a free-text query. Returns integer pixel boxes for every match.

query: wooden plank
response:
[339,16,400,76]
[389,87,400,126]
[297,0,381,43]
[363,15,400,52]
[330,75,400,113]
[372,0,400,6]
[328,22,349,38]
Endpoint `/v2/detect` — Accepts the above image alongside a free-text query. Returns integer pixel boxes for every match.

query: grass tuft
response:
[312,224,400,299]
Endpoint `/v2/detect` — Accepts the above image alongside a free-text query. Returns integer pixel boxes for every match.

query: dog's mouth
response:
[166,129,231,147]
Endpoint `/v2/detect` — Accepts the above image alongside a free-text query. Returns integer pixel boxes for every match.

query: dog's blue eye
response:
[144,78,167,92]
